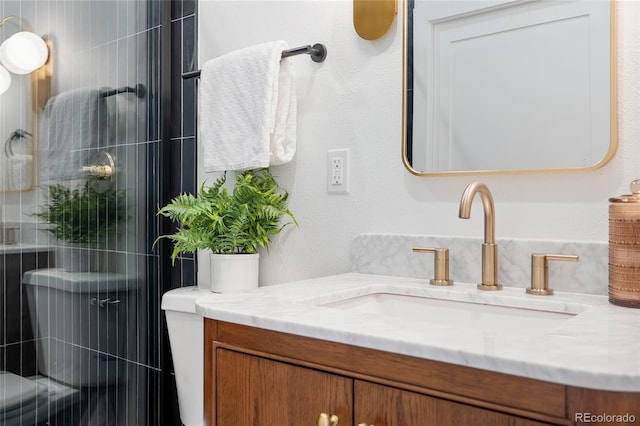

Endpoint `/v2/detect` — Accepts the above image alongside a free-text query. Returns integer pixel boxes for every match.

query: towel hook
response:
[4,129,32,157]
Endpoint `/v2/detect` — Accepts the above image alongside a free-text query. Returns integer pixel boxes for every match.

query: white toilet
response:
[23,269,137,387]
[161,286,212,426]
[2,268,138,424]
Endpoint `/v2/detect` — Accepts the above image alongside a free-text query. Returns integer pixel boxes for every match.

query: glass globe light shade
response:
[0,31,48,74]
[0,65,11,95]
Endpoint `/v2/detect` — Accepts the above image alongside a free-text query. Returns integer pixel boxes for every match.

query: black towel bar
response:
[182,43,327,80]
[101,83,146,98]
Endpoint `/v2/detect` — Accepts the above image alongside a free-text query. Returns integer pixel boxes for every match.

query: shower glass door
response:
[1,0,164,424]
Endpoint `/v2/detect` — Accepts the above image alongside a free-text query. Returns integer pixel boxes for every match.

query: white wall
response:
[198,0,640,286]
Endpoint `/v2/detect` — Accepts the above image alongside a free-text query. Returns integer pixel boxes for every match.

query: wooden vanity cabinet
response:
[205,320,640,426]
[354,381,549,426]
[216,349,352,425]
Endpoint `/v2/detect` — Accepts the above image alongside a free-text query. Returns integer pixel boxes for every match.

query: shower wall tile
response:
[169,138,184,198]
[183,77,197,137]
[182,15,197,74]
[0,341,38,378]
[116,0,158,39]
[171,19,184,139]
[171,0,183,20]
[167,0,198,292]
[181,137,197,194]
[168,137,197,198]
[148,27,162,143]
[160,1,199,423]
[183,0,197,17]
[118,361,161,426]
[170,257,197,289]
[0,250,51,379]
[2,252,50,345]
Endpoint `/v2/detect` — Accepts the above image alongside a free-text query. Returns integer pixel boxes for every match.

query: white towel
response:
[0,156,6,191]
[39,88,105,181]
[6,154,33,191]
[0,129,33,191]
[200,41,297,172]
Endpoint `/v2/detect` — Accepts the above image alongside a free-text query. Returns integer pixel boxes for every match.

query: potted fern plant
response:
[33,182,127,272]
[157,168,296,292]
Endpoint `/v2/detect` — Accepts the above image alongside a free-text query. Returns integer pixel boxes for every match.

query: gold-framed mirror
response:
[403,0,617,176]
[0,76,35,192]
[0,13,51,192]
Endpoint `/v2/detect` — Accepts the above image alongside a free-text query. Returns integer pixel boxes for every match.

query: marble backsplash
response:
[1,220,52,245]
[350,233,609,296]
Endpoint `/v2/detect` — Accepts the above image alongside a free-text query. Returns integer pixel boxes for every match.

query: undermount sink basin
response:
[317,287,587,334]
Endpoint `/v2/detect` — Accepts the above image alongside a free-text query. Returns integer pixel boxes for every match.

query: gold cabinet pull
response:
[317,413,339,426]
[357,423,375,426]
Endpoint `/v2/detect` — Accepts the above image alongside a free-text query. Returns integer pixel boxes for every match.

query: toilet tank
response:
[23,269,137,387]
[162,287,211,426]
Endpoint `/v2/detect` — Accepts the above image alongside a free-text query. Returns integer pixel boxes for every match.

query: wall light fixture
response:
[0,16,49,95]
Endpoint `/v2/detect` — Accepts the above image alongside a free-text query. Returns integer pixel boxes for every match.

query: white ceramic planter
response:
[209,253,259,293]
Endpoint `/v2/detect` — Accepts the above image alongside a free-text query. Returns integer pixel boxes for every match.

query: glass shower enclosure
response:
[1,0,164,424]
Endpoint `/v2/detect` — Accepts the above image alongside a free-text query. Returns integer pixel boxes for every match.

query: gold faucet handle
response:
[412,247,454,286]
[527,253,579,295]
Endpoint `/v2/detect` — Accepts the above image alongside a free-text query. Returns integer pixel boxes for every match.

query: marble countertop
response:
[195,273,640,392]
[0,243,53,255]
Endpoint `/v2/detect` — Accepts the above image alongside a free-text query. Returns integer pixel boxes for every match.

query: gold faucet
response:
[458,182,502,291]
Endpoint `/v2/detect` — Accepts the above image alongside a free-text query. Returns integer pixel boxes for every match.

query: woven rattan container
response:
[609,180,640,308]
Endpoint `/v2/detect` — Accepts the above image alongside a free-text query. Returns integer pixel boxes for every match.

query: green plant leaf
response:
[33,182,128,244]
[156,168,297,260]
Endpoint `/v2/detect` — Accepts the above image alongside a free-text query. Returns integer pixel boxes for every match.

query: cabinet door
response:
[216,349,352,426]
[355,380,555,426]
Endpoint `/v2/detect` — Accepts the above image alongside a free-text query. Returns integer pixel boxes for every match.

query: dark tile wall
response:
[168,0,198,289]
[160,0,198,424]
[0,251,52,376]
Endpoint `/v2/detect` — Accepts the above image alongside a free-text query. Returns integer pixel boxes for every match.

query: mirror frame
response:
[0,28,51,193]
[401,0,619,176]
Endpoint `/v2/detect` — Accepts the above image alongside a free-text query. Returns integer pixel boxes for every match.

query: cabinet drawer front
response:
[216,349,352,425]
[214,320,566,418]
[355,380,558,426]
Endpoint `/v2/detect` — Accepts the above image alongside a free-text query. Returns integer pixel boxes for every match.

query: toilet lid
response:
[23,269,137,293]
[0,372,40,412]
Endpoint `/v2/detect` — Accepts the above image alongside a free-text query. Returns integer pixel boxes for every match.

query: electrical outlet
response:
[327,149,349,194]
